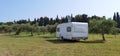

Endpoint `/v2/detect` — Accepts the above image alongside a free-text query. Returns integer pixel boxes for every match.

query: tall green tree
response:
[55,15,60,23]
[49,18,54,25]
[113,12,120,28]
[75,14,82,22]
[113,13,117,22]
[39,17,44,26]
[81,14,88,22]
[44,17,49,26]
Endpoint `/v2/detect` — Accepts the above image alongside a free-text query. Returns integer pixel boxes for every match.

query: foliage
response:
[0,14,120,40]
[113,12,120,28]
[0,25,12,33]
[89,18,117,41]
[46,23,58,33]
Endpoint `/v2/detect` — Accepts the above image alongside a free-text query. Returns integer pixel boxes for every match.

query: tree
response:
[39,17,44,26]
[89,19,99,33]
[55,15,60,23]
[113,13,117,22]
[49,18,54,25]
[65,16,68,22]
[61,17,65,23]
[81,14,88,22]
[113,12,120,28]
[44,17,49,26]
[90,16,117,41]
[75,14,82,22]
[0,22,3,25]
[111,27,119,38]
[0,25,12,33]
[95,18,116,41]
[39,26,47,34]
[46,24,57,33]
[5,22,13,26]
[91,15,101,20]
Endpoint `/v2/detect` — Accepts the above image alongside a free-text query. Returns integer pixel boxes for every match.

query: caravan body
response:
[56,22,88,41]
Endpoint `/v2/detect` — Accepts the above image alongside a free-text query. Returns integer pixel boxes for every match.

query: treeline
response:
[13,14,89,26]
[0,13,120,40]
[0,14,89,36]
[0,14,89,26]
[0,23,58,35]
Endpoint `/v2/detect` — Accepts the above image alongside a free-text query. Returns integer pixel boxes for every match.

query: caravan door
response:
[64,26,72,40]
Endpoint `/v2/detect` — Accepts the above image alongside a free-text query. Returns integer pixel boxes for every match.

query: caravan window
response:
[56,28,60,32]
[67,27,71,32]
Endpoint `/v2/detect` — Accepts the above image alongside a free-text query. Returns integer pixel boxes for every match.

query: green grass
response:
[0,33,120,56]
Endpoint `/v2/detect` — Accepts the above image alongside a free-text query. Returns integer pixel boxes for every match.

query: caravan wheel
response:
[61,36,64,40]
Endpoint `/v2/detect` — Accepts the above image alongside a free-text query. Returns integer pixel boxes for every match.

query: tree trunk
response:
[31,31,33,36]
[15,29,21,35]
[102,33,105,41]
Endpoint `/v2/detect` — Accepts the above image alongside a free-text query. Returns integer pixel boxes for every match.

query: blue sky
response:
[0,0,120,22]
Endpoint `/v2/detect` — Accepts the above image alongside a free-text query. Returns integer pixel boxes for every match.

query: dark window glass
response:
[67,27,71,32]
[56,28,60,32]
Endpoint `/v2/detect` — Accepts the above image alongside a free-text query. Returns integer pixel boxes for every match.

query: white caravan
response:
[56,22,88,41]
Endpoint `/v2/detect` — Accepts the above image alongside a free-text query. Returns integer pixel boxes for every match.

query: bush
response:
[46,24,57,33]
[0,25,12,33]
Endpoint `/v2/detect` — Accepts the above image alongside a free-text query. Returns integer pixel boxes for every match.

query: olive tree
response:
[90,18,116,41]
[0,25,12,33]
[46,24,57,34]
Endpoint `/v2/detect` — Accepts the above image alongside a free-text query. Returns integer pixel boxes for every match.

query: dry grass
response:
[0,33,120,56]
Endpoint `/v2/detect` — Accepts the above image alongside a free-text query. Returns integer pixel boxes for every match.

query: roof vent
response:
[67,15,71,22]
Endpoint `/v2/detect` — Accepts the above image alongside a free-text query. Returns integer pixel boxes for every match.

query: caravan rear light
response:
[72,37,77,40]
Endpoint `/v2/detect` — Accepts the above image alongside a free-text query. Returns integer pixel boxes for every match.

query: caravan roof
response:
[57,22,88,26]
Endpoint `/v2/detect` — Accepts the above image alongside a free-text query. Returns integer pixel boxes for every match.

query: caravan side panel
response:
[72,23,88,40]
